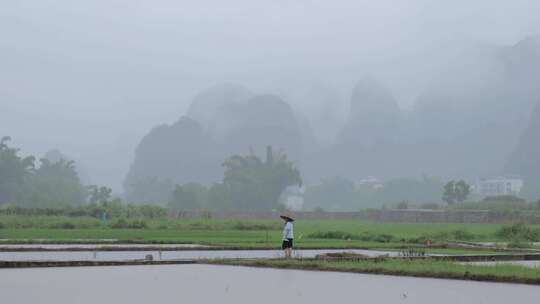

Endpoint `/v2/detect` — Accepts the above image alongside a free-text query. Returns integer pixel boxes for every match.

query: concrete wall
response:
[170,209,540,224]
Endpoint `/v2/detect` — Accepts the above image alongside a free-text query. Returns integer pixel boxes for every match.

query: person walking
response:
[280,213,294,258]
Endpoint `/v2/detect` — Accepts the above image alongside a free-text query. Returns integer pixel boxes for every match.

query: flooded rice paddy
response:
[0,243,209,250]
[0,249,396,261]
[1,264,538,304]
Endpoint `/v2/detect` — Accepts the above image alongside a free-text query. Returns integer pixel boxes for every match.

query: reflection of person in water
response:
[280,213,294,258]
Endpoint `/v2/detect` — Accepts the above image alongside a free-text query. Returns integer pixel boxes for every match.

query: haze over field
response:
[2,0,540,197]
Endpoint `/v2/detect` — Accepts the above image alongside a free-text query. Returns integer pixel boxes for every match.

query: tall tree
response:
[87,185,113,204]
[207,182,233,210]
[442,180,470,204]
[442,181,456,204]
[168,183,204,211]
[222,146,302,211]
[21,158,86,208]
[454,180,471,203]
[0,136,35,204]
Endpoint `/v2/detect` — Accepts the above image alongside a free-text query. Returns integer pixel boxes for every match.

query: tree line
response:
[0,136,89,208]
[168,146,302,211]
[1,137,302,212]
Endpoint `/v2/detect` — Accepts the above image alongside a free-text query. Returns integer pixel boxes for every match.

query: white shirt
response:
[282,221,294,240]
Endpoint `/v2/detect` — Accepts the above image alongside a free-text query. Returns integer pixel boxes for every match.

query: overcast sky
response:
[2,0,540,190]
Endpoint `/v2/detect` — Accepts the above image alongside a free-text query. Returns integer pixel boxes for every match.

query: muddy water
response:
[1,264,537,304]
[0,249,396,261]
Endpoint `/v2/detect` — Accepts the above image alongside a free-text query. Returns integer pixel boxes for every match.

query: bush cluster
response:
[410,229,476,243]
[0,202,167,220]
[49,222,76,229]
[496,223,540,241]
[308,230,394,243]
[231,221,280,231]
[110,218,148,229]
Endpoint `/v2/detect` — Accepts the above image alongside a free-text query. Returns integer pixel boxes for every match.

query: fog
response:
[2,0,540,192]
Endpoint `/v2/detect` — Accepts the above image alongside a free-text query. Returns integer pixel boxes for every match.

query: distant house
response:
[474,176,523,196]
[280,186,305,211]
[354,176,384,190]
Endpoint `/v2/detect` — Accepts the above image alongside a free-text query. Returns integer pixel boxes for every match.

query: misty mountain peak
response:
[350,76,400,117]
[338,77,401,147]
[511,35,540,54]
[242,94,297,127]
[500,36,540,82]
[186,83,253,134]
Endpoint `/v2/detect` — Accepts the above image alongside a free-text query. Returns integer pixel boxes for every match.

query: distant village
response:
[282,175,526,211]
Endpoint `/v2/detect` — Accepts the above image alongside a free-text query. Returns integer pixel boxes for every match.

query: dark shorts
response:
[282,238,293,249]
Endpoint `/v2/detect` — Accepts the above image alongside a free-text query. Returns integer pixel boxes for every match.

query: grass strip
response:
[206,257,540,285]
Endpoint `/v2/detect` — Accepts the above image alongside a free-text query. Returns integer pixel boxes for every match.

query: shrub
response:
[189,222,215,230]
[232,221,278,231]
[507,241,531,248]
[0,222,5,229]
[307,231,394,243]
[371,234,393,243]
[110,218,147,229]
[110,218,128,229]
[396,201,408,210]
[138,205,167,219]
[127,220,147,229]
[50,222,76,229]
[409,229,475,243]
[496,223,540,241]
[452,229,475,240]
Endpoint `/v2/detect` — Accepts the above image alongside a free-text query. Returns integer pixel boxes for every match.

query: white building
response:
[475,176,524,197]
[354,176,384,190]
[280,186,305,211]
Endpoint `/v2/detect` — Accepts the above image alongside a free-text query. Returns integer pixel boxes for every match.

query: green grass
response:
[0,227,413,249]
[0,215,516,236]
[209,258,540,284]
[0,216,537,251]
